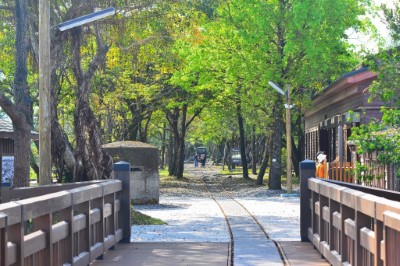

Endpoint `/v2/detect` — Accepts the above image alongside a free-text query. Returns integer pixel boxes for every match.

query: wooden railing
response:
[300,160,400,266]
[305,177,400,265]
[0,161,132,266]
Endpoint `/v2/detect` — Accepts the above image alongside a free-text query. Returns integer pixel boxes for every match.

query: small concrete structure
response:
[102,141,159,204]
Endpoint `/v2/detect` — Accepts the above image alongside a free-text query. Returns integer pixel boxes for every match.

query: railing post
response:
[1,182,11,203]
[300,159,316,242]
[113,161,131,243]
[0,213,7,266]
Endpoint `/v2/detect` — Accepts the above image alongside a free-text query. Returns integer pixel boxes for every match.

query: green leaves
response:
[350,108,400,175]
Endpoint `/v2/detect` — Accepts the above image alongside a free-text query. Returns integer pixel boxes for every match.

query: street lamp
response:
[39,2,115,184]
[268,81,293,194]
[58,7,116,31]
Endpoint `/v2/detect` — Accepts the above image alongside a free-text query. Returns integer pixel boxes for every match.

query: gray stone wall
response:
[102,141,159,204]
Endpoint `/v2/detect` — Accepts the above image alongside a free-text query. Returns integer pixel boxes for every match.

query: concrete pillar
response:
[300,159,316,242]
[113,161,131,243]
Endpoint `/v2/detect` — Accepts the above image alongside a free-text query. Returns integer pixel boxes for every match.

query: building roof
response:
[0,117,39,140]
[0,117,14,133]
[102,141,157,149]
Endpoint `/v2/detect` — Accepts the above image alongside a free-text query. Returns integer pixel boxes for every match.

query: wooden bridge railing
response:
[0,161,131,266]
[300,160,400,266]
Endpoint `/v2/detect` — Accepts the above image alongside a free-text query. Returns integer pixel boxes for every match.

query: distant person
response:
[199,153,206,167]
[316,152,327,178]
[194,154,199,167]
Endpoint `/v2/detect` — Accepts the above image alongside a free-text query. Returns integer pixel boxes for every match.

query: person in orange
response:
[316,153,328,178]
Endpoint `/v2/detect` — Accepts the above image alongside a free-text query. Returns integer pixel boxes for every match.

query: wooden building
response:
[304,67,380,163]
[0,117,38,181]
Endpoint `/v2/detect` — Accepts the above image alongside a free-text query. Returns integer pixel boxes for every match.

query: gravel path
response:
[131,164,301,244]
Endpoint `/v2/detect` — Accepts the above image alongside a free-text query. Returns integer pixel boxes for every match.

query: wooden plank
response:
[73,251,90,266]
[90,242,104,261]
[383,210,400,230]
[115,200,121,212]
[10,180,104,200]
[92,242,230,266]
[102,181,122,195]
[52,221,69,243]
[73,214,87,233]
[115,229,123,243]
[7,242,17,265]
[23,230,46,257]
[344,218,356,240]
[19,191,71,220]
[90,208,101,225]
[103,203,112,219]
[356,193,378,218]
[0,202,21,226]
[70,184,103,205]
[322,206,330,222]
[376,200,400,222]
[104,235,115,250]
[380,240,385,263]
[332,211,341,230]
[360,227,376,254]
[315,201,320,216]
[0,212,6,228]
[279,241,329,266]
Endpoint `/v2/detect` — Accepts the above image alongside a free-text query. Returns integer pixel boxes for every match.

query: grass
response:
[131,206,167,225]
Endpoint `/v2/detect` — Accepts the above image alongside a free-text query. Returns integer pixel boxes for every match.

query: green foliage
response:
[350,108,400,177]
[350,1,400,180]
[131,206,167,225]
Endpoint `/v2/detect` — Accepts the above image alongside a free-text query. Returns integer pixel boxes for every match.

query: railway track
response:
[201,174,288,266]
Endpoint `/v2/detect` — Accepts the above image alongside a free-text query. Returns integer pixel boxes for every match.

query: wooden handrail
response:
[306,177,400,265]
[0,177,129,266]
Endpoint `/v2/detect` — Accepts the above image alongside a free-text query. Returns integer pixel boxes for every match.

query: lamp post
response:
[268,81,293,193]
[38,3,115,184]
[39,0,51,185]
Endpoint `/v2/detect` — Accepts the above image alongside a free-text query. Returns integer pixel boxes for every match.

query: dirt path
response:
[160,163,288,198]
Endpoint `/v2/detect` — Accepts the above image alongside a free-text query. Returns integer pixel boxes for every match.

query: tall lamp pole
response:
[39,0,51,185]
[268,81,293,193]
[38,6,115,185]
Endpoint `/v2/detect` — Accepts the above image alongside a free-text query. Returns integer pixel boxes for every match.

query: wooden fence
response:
[329,161,354,184]
[0,162,132,266]
[329,160,399,191]
[305,177,400,265]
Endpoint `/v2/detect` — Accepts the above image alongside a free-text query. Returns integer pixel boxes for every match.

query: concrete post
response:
[113,161,131,243]
[300,159,316,242]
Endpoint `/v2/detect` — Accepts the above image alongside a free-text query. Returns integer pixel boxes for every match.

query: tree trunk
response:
[5,0,32,187]
[168,123,176,176]
[128,102,141,141]
[256,136,271,185]
[13,126,31,187]
[269,105,284,189]
[236,89,249,179]
[160,123,166,169]
[70,27,112,181]
[291,114,304,177]
[175,105,187,179]
[251,125,257,175]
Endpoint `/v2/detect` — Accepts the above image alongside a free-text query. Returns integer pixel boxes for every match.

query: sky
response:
[347,0,397,53]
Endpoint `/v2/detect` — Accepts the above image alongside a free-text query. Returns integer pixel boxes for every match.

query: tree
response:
[0,0,33,187]
[350,1,400,178]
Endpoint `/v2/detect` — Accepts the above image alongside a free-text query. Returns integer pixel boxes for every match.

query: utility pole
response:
[39,0,52,184]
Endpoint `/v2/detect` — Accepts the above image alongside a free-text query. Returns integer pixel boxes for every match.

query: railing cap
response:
[300,159,316,169]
